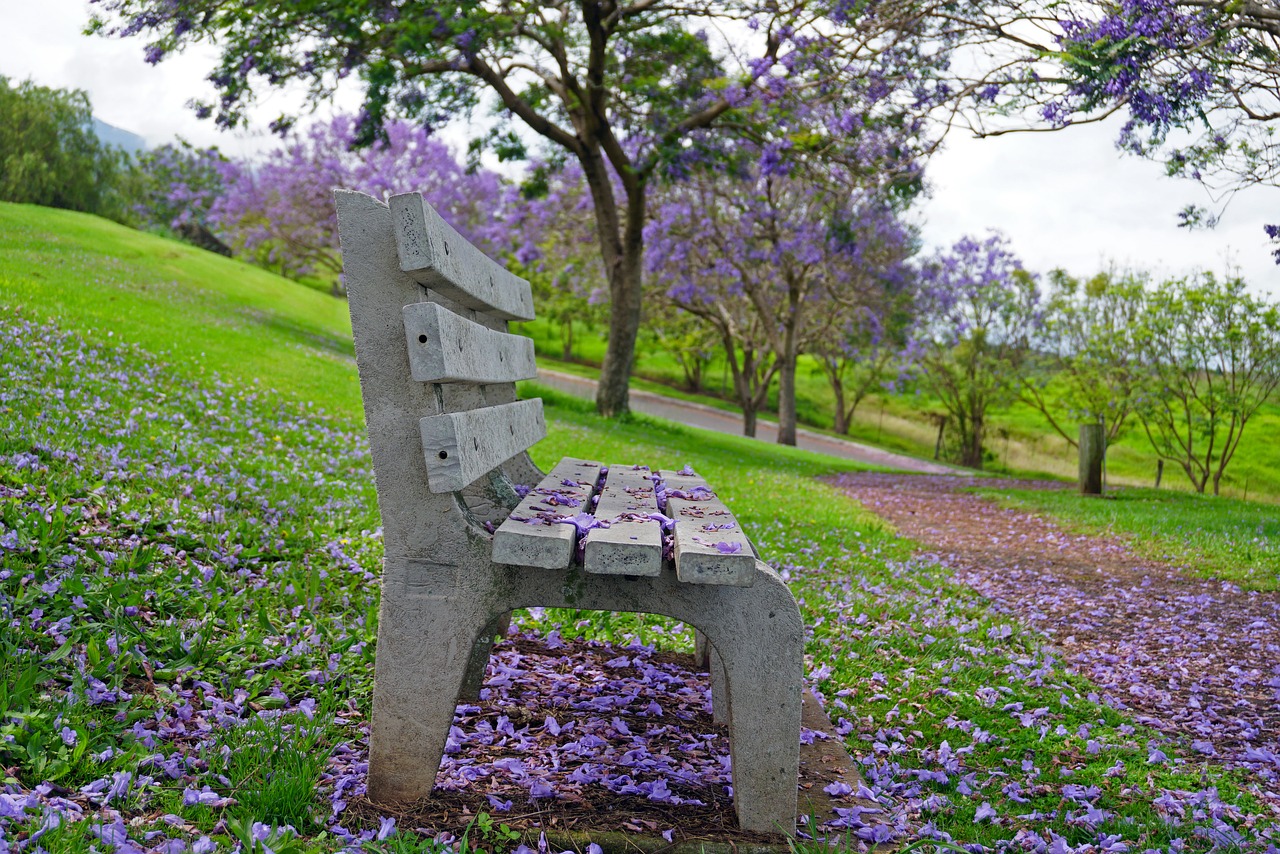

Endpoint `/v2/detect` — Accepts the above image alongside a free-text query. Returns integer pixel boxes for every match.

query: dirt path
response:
[828,472,1280,790]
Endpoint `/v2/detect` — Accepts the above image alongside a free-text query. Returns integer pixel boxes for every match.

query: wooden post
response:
[1079,423,1104,495]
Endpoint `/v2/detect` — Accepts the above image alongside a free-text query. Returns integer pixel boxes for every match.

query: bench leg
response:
[699,568,803,835]
[695,632,730,726]
[708,644,730,726]
[367,577,495,803]
[719,632,801,834]
[458,612,511,701]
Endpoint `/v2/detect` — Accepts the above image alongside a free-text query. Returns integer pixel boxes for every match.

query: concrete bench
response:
[335,189,803,835]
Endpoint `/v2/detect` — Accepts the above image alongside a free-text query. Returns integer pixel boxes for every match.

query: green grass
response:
[1,206,1276,850]
[517,305,1280,501]
[975,486,1280,592]
[0,201,360,415]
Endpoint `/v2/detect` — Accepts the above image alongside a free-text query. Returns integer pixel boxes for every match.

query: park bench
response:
[335,189,803,835]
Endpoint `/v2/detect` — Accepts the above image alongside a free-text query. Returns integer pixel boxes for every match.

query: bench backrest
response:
[337,189,548,560]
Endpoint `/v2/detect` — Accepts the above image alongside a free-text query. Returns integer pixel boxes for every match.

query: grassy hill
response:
[1,203,1275,852]
[0,202,361,416]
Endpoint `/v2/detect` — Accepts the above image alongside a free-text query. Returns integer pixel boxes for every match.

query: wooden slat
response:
[390,193,535,321]
[492,458,604,569]
[419,399,546,493]
[403,301,536,384]
[583,465,663,577]
[660,469,756,587]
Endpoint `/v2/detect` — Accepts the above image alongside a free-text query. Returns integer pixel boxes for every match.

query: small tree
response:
[129,140,232,254]
[643,302,720,394]
[1133,273,1280,495]
[1019,269,1150,447]
[915,234,1041,470]
[808,204,918,435]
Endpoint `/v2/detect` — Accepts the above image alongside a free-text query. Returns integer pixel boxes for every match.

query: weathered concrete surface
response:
[536,368,957,475]
[662,468,755,587]
[583,465,663,577]
[492,458,602,569]
[390,191,534,320]
[418,398,546,493]
[402,301,536,384]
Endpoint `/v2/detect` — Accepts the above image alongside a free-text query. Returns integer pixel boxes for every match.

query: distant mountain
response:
[91,117,147,155]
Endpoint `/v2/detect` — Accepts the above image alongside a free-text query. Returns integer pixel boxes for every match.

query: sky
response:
[3,0,1277,298]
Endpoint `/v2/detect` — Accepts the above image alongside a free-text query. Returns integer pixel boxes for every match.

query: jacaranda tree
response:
[1009,2,1280,261]
[129,140,232,254]
[87,0,990,417]
[807,206,918,437]
[210,116,508,292]
[914,234,1042,470]
[646,159,919,445]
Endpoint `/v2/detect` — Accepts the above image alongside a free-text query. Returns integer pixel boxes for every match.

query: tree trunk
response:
[776,354,797,446]
[596,249,642,416]
[832,383,848,435]
[577,145,642,418]
[961,415,985,470]
[1078,423,1105,495]
[562,320,574,361]
[743,406,758,438]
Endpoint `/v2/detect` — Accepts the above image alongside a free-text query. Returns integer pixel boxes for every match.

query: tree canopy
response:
[0,77,131,220]
[86,0,971,415]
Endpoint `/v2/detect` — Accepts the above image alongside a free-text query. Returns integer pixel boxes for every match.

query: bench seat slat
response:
[420,399,546,493]
[403,301,536,384]
[583,465,663,577]
[492,458,604,569]
[390,192,536,322]
[660,469,756,587]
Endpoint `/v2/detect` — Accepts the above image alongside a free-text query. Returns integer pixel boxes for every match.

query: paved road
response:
[536,368,956,475]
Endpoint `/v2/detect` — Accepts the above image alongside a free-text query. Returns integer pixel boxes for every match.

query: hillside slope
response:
[0,202,361,416]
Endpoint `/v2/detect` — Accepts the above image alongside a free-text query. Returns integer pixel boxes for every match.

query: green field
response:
[517,305,1280,502]
[1,202,1276,851]
[0,202,360,415]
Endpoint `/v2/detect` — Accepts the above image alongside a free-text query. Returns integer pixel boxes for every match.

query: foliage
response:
[211,116,509,291]
[1020,269,1150,448]
[914,234,1042,469]
[0,76,131,221]
[1131,272,1280,495]
[129,140,227,232]
[1045,1,1280,194]
[507,163,609,361]
[86,0,977,417]
[807,207,919,436]
[642,301,720,393]
[646,149,920,444]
